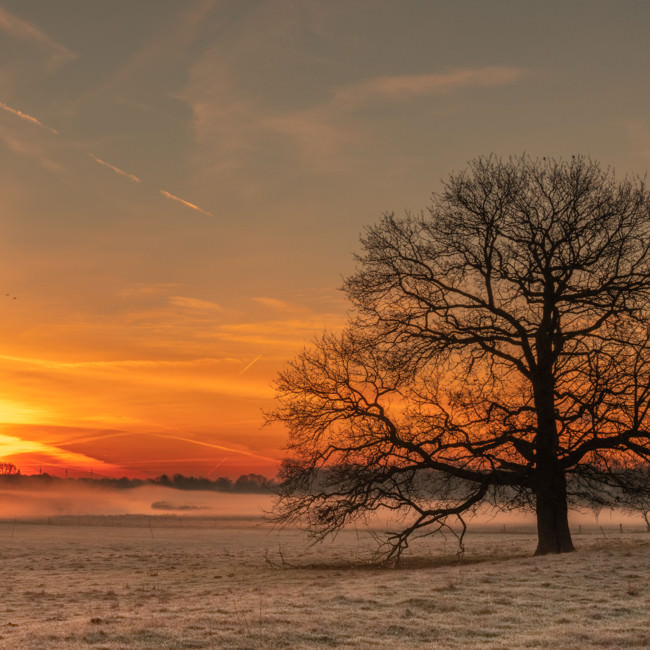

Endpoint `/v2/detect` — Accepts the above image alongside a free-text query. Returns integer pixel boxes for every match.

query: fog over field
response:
[0,482,275,520]
[0,481,645,531]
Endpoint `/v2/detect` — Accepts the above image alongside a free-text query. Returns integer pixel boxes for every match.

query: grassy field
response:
[0,512,648,649]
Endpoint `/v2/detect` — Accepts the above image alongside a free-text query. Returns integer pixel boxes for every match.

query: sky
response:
[0,0,649,479]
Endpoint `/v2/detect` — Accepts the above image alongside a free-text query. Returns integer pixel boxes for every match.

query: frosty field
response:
[0,490,648,649]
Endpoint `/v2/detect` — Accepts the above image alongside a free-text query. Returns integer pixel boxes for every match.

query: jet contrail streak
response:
[0,101,58,134]
[240,354,263,375]
[0,103,213,220]
[89,154,141,182]
[160,190,213,216]
[45,430,277,464]
[146,432,278,463]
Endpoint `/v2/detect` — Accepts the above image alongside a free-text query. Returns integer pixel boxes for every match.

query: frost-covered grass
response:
[0,517,648,649]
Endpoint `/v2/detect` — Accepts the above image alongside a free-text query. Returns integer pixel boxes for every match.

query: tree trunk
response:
[532,313,574,555]
[534,460,574,555]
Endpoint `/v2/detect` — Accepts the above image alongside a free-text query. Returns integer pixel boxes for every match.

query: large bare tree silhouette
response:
[270,155,650,558]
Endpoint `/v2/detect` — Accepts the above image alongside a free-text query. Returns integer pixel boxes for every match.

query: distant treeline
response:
[0,471,279,494]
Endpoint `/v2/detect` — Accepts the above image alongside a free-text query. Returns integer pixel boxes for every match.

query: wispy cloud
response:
[70,0,216,111]
[261,67,527,167]
[331,66,527,110]
[0,7,75,67]
[0,352,230,373]
[88,154,141,183]
[253,297,294,311]
[0,432,120,471]
[118,282,183,298]
[0,100,58,134]
[0,351,275,402]
[169,296,223,312]
[0,127,62,173]
[180,58,527,178]
[160,190,213,216]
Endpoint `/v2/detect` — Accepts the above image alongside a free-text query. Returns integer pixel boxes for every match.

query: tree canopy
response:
[269,155,650,559]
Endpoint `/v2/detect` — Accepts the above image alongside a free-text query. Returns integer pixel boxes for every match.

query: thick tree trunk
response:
[534,460,574,555]
[532,308,574,555]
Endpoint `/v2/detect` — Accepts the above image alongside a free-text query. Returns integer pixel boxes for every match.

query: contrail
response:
[0,102,212,218]
[43,431,133,446]
[160,189,213,216]
[149,432,278,463]
[239,354,263,375]
[89,154,141,183]
[0,101,58,134]
[120,456,229,466]
[42,430,277,464]
[103,431,280,464]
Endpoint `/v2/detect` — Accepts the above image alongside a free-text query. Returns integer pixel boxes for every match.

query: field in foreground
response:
[0,516,648,649]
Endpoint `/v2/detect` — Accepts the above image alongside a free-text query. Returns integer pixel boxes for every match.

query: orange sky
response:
[0,286,346,477]
[1,1,650,478]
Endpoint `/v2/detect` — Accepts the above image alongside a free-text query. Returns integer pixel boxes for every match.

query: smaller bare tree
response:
[0,463,19,476]
[616,467,650,531]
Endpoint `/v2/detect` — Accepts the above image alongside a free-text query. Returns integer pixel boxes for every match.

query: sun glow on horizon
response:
[0,399,53,425]
[0,432,122,475]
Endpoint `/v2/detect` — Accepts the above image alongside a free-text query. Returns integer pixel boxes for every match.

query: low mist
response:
[0,481,644,534]
[0,482,275,520]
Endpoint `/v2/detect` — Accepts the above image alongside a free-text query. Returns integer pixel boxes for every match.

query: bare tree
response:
[269,155,650,559]
[608,465,650,531]
[0,463,19,476]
